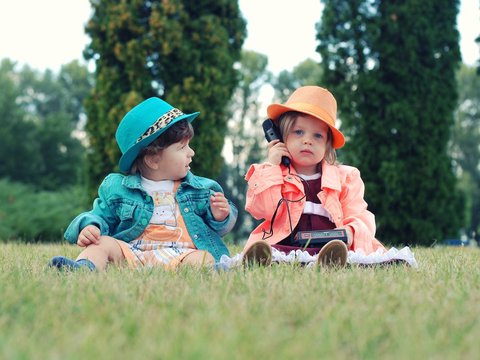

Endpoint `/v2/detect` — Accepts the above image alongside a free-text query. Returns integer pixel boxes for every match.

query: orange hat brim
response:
[267,102,345,149]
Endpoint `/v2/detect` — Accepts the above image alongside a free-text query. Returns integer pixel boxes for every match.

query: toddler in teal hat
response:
[50,97,237,271]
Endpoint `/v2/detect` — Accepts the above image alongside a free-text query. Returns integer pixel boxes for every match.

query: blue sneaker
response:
[49,256,96,271]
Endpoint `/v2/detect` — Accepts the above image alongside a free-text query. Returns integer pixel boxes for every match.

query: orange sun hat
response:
[267,86,345,149]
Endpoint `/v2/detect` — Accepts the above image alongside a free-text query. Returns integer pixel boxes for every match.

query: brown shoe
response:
[316,240,348,267]
[242,241,272,267]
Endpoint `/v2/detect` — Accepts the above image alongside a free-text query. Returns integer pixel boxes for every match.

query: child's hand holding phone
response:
[262,119,290,166]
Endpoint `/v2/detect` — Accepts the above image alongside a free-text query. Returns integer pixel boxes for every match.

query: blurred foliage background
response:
[0,0,478,246]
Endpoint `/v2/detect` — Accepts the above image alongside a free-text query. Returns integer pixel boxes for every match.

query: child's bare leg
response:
[76,236,125,271]
[180,250,214,268]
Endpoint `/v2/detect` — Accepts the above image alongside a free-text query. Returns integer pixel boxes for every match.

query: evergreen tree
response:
[84,0,246,196]
[0,60,89,190]
[273,59,323,102]
[0,60,33,183]
[317,0,463,246]
[451,65,480,244]
[219,50,271,241]
[476,34,480,74]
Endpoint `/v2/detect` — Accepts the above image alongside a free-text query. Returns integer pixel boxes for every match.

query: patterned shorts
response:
[117,239,198,270]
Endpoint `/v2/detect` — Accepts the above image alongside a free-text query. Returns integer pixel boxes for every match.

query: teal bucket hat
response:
[115,97,199,172]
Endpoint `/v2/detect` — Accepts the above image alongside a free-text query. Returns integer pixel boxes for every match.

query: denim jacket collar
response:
[121,171,204,192]
[122,173,144,191]
[181,172,206,190]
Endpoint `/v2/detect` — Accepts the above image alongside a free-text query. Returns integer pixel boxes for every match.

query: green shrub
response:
[0,179,88,242]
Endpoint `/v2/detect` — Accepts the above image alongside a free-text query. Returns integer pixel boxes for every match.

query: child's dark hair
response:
[130,119,194,174]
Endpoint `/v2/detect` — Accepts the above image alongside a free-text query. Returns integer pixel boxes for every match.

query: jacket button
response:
[141,218,147,225]
[184,208,189,213]
[194,234,199,239]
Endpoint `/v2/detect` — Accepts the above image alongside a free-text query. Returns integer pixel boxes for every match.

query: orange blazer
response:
[244,161,385,254]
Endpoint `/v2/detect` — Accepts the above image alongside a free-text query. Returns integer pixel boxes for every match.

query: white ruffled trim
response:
[216,246,418,270]
[217,253,242,270]
[348,247,418,268]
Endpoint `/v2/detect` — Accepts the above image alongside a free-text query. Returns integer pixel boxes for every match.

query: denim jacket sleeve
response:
[63,175,118,244]
[191,176,238,236]
[205,199,238,236]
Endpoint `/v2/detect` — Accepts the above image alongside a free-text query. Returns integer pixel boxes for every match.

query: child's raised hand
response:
[210,192,230,221]
[77,225,101,247]
[267,139,290,165]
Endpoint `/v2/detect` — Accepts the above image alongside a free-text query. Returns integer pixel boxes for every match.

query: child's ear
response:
[143,153,161,170]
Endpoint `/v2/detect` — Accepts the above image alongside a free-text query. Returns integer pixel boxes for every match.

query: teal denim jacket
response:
[64,172,237,261]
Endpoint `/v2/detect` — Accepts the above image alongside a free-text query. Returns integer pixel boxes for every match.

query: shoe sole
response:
[316,240,348,267]
[243,242,272,267]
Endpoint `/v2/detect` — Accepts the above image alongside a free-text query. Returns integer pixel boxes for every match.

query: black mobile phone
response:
[262,119,290,166]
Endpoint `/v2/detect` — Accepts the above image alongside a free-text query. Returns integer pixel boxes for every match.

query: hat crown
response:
[116,97,174,155]
[266,86,345,149]
[284,86,337,126]
[115,97,199,172]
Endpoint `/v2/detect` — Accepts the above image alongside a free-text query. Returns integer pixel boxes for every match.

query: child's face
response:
[153,139,195,180]
[285,114,329,175]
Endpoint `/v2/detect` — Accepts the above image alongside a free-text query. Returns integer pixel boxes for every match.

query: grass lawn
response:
[1,243,479,359]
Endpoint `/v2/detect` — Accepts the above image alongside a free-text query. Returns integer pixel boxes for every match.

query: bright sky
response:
[0,0,478,74]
